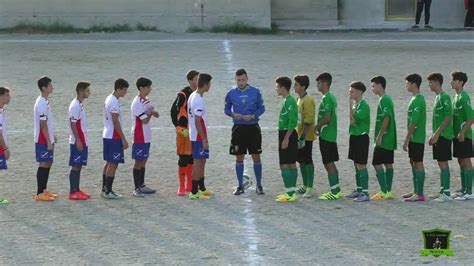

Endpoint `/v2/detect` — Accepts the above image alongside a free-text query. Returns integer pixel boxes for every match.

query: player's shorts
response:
[178,155,193,167]
[372,147,394,165]
[453,138,473,159]
[278,130,298,165]
[103,138,125,164]
[408,141,424,162]
[0,155,7,170]
[319,139,339,165]
[132,143,151,161]
[433,136,452,162]
[348,134,369,164]
[35,143,54,162]
[192,141,209,160]
[69,144,88,166]
[297,141,313,164]
[229,124,262,155]
[176,129,192,155]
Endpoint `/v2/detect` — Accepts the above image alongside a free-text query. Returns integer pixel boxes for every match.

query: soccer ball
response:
[243,174,253,190]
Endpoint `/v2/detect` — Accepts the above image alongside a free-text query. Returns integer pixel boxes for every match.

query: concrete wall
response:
[338,0,466,28]
[271,0,338,29]
[0,0,271,32]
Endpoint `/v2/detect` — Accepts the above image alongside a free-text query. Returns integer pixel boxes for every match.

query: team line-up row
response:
[0,69,471,204]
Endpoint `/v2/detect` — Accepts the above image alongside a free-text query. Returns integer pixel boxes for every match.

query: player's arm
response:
[458,98,474,141]
[141,112,153,124]
[0,125,9,160]
[224,91,234,118]
[376,116,390,145]
[316,113,331,133]
[282,102,298,149]
[39,118,52,150]
[195,115,208,150]
[300,101,314,140]
[431,117,451,141]
[254,90,265,118]
[170,93,184,127]
[403,123,417,151]
[70,118,83,152]
[111,113,128,149]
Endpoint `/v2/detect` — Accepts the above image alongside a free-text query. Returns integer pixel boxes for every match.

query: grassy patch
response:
[0,22,161,34]
[188,22,278,34]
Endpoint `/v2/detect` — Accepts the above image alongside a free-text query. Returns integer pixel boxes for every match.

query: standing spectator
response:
[412,0,433,29]
[465,0,474,29]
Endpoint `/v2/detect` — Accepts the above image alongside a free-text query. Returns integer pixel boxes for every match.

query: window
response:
[386,0,416,20]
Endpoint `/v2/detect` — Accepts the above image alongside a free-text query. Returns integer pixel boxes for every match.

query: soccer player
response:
[0,87,11,204]
[293,75,316,198]
[224,69,265,195]
[347,81,371,202]
[427,73,454,203]
[402,73,427,202]
[67,82,92,200]
[370,76,397,201]
[315,73,343,200]
[170,70,199,196]
[34,76,57,201]
[275,76,298,203]
[450,71,473,201]
[188,73,214,200]
[101,78,129,199]
[131,77,159,197]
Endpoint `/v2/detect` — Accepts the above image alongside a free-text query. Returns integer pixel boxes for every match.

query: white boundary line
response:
[0,39,473,43]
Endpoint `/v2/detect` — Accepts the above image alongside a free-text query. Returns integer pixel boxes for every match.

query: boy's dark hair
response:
[0,87,10,96]
[276,76,292,91]
[136,77,152,90]
[37,76,52,91]
[405,73,422,88]
[370,76,386,89]
[198,73,212,88]
[186,70,200,81]
[76,81,90,94]
[451,71,468,86]
[427,73,443,85]
[350,81,366,93]
[316,72,332,86]
[114,78,129,91]
[235,68,247,77]
[294,75,310,90]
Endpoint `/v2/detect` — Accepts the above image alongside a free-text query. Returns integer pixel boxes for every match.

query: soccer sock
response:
[36,167,48,195]
[191,179,199,194]
[386,168,394,192]
[359,168,369,196]
[105,176,115,193]
[102,174,106,192]
[281,168,291,191]
[141,168,146,187]
[466,169,473,195]
[440,167,450,196]
[133,168,141,189]
[416,170,425,196]
[254,162,262,187]
[69,169,81,194]
[288,168,298,196]
[329,171,341,194]
[299,163,307,188]
[185,164,193,191]
[178,167,186,190]
[199,176,206,192]
[45,167,51,190]
[412,167,417,194]
[376,168,387,193]
[305,163,315,189]
[461,168,466,193]
[355,167,362,193]
[236,161,244,188]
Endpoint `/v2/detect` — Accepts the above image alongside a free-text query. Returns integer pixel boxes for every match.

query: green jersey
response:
[279,95,298,131]
[433,91,453,140]
[374,95,397,150]
[317,92,337,143]
[453,90,474,139]
[407,94,426,144]
[349,99,370,136]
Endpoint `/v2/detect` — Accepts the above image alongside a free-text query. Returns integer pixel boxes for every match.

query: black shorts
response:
[178,154,193,167]
[278,130,298,164]
[319,139,339,165]
[229,124,262,155]
[372,147,394,165]
[297,141,313,164]
[409,142,425,162]
[453,138,473,159]
[433,136,452,162]
[348,134,369,164]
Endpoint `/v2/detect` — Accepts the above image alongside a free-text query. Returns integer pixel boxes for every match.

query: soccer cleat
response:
[404,194,425,202]
[275,193,297,203]
[383,191,394,200]
[256,186,265,195]
[302,188,314,198]
[424,25,433,29]
[354,194,370,202]
[35,193,55,201]
[189,191,209,200]
[140,185,156,194]
[132,188,145,198]
[412,24,420,29]
[319,191,343,200]
[102,191,123,199]
[402,192,414,199]
[200,189,214,197]
[78,190,91,199]
[296,186,306,194]
[451,190,464,198]
[346,190,361,199]
[0,198,9,204]
[68,192,89,200]
[233,186,244,196]
[44,191,58,198]
[454,194,472,201]
[433,194,453,203]
[176,187,186,197]
[371,192,385,201]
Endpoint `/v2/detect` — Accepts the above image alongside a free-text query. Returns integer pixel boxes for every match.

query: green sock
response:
[376,169,387,193]
[412,167,417,194]
[299,163,307,188]
[328,171,340,194]
[305,164,315,189]
[466,169,473,195]
[416,170,425,196]
[440,168,450,196]
[355,168,362,193]
[288,168,298,196]
[461,168,466,193]
[386,168,394,192]
[281,169,290,189]
[359,168,369,196]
